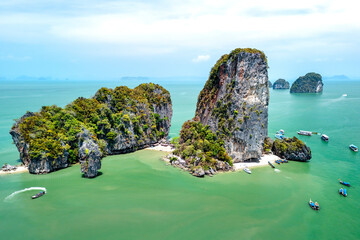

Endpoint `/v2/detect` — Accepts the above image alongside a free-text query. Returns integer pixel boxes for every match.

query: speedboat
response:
[298,130,312,136]
[31,191,46,199]
[321,134,329,142]
[339,188,347,197]
[268,161,275,168]
[309,199,319,210]
[339,179,350,187]
[243,168,252,174]
[349,144,358,152]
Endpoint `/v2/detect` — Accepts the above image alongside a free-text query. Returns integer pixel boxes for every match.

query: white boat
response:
[275,133,284,140]
[349,144,358,152]
[321,134,329,142]
[243,168,252,174]
[297,130,312,136]
[276,129,285,135]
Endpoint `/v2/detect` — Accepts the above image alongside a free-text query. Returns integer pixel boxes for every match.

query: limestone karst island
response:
[10,83,172,177]
[9,48,311,178]
[1,2,359,239]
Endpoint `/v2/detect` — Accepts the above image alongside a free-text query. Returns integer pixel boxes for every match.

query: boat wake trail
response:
[322,94,348,106]
[4,187,47,201]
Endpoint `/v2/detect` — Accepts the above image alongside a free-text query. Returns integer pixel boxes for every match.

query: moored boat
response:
[275,133,284,140]
[309,199,319,210]
[268,161,275,168]
[339,179,350,187]
[321,134,329,142]
[275,160,281,164]
[31,191,46,199]
[276,129,285,135]
[243,168,251,174]
[339,188,347,197]
[349,144,358,152]
[298,130,312,136]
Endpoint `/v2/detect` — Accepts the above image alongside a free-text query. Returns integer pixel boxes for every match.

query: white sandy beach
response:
[0,166,28,175]
[233,154,280,171]
[145,144,175,152]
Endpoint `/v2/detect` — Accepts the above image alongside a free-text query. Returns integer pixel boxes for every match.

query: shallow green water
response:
[0,80,359,239]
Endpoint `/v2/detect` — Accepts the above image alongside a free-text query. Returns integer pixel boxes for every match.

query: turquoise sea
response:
[0,79,359,239]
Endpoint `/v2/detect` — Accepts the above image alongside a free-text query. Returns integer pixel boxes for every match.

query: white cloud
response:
[192,55,210,63]
[0,0,359,56]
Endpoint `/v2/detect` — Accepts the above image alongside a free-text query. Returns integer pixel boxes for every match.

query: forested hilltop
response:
[10,83,172,177]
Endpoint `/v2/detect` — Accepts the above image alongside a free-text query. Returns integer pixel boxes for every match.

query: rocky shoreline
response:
[0,164,28,175]
[163,153,281,177]
[163,153,232,177]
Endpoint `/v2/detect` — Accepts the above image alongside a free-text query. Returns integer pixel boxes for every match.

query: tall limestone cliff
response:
[195,48,269,162]
[10,83,172,177]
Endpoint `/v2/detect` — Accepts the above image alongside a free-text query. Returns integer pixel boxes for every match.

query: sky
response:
[0,0,360,81]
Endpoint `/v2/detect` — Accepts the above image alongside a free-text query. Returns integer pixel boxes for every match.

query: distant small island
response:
[290,72,323,93]
[269,80,273,88]
[273,79,290,89]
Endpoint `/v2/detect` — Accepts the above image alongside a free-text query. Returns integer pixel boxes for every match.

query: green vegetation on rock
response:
[13,83,172,168]
[173,120,232,169]
[273,137,304,153]
[271,137,311,161]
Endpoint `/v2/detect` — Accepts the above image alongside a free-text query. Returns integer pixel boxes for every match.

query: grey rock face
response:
[95,85,173,155]
[10,112,70,174]
[290,72,323,93]
[215,161,232,171]
[28,147,69,174]
[192,167,205,177]
[273,79,290,89]
[196,50,269,163]
[9,112,34,166]
[78,128,102,178]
